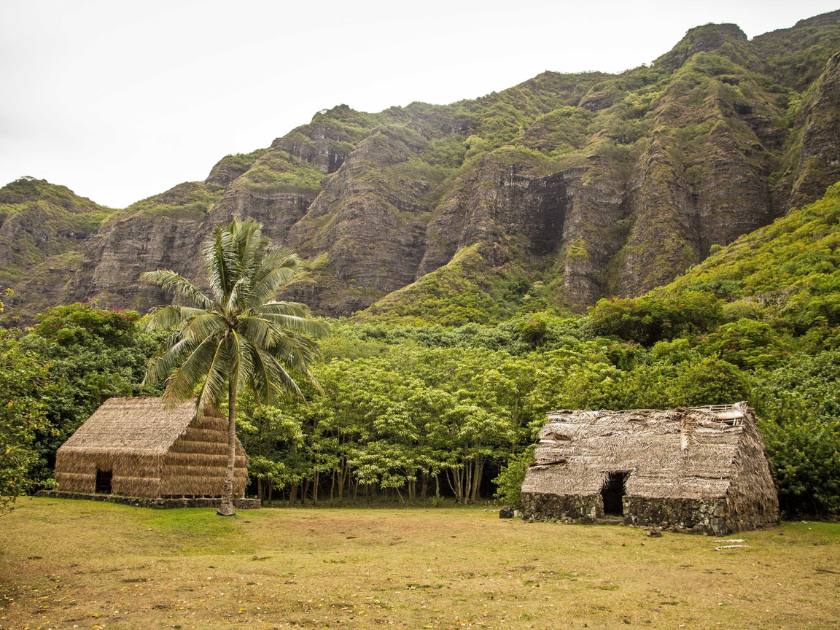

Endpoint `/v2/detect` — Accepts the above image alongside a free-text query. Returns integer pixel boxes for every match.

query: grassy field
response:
[0,499,838,630]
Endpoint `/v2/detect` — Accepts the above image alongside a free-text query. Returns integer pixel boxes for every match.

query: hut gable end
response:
[521,403,779,535]
[160,415,248,497]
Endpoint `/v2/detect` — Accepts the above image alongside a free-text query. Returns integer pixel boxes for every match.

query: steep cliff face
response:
[0,178,115,319]
[66,182,221,315]
[786,52,840,210]
[3,10,840,324]
[615,33,785,295]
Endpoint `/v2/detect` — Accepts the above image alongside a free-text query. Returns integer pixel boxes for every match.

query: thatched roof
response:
[58,397,215,455]
[522,402,769,501]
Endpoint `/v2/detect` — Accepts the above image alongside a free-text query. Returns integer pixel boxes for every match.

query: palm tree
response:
[141,218,331,516]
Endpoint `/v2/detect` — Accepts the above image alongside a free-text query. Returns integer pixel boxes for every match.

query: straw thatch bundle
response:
[521,402,778,534]
[55,397,248,498]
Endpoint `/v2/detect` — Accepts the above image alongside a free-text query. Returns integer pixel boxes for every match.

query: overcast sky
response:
[1,0,838,208]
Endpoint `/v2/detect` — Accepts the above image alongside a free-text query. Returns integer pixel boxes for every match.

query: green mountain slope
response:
[0,178,116,319]
[655,180,840,338]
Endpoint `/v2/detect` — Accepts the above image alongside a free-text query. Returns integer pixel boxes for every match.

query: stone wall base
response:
[36,490,260,510]
[521,492,776,535]
[624,497,727,535]
[520,492,602,521]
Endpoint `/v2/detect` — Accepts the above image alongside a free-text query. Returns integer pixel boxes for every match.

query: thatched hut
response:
[55,397,248,499]
[520,403,778,534]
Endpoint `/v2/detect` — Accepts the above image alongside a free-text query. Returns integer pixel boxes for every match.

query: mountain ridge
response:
[2,10,840,324]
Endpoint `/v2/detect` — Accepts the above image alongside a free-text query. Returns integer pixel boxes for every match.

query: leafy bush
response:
[753,351,840,517]
[663,357,749,407]
[695,319,788,370]
[587,292,723,346]
[493,445,536,508]
[32,303,139,347]
[20,304,162,487]
[0,329,48,512]
[760,417,840,518]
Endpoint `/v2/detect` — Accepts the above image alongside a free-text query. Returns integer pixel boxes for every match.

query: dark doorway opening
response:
[601,472,628,516]
[95,469,112,494]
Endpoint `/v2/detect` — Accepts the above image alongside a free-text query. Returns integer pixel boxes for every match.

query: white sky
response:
[1,0,838,208]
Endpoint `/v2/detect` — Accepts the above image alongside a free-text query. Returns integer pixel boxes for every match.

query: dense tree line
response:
[3,294,837,518]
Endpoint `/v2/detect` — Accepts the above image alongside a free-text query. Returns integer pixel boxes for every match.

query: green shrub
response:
[587,292,723,346]
[32,303,139,348]
[0,329,48,512]
[695,319,788,370]
[493,445,536,508]
[760,417,840,518]
[663,357,749,406]
[753,351,840,517]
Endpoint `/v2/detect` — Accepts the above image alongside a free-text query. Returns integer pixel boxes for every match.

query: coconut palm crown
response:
[141,218,331,515]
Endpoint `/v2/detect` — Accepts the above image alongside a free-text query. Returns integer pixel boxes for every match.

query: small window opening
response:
[601,472,629,516]
[95,469,112,494]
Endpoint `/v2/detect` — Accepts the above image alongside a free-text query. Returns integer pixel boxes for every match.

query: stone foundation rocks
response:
[521,492,777,535]
[520,492,603,522]
[624,497,728,535]
[36,490,261,510]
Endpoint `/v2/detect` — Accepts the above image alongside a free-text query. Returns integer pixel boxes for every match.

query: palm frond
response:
[144,305,209,332]
[162,336,225,408]
[257,309,333,339]
[192,336,231,416]
[225,276,251,313]
[144,336,201,387]
[246,341,274,404]
[237,316,278,349]
[203,226,237,303]
[235,220,269,280]
[254,345,306,401]
[182,312,227,342]
[228,329,254,394]
[234,333,274,403]
[140,271,213,310]
[262,329,323,378]
[245,249,300,307]
[251,300,309,317]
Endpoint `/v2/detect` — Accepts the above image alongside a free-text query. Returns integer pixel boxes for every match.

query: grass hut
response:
[55,397,248,499]
[520,402,778,534]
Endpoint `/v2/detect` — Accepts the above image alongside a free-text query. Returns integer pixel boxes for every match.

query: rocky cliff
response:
[3,10,840,324]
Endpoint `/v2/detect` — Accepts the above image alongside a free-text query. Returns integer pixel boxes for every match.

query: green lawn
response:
[1,499,838,629]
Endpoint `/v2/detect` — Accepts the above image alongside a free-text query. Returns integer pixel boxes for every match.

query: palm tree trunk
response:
[218,378,237,516]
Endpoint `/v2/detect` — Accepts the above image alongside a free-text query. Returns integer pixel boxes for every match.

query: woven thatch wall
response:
[55,397,248,498]
[56,451,164,496]
[521,403,779,533]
